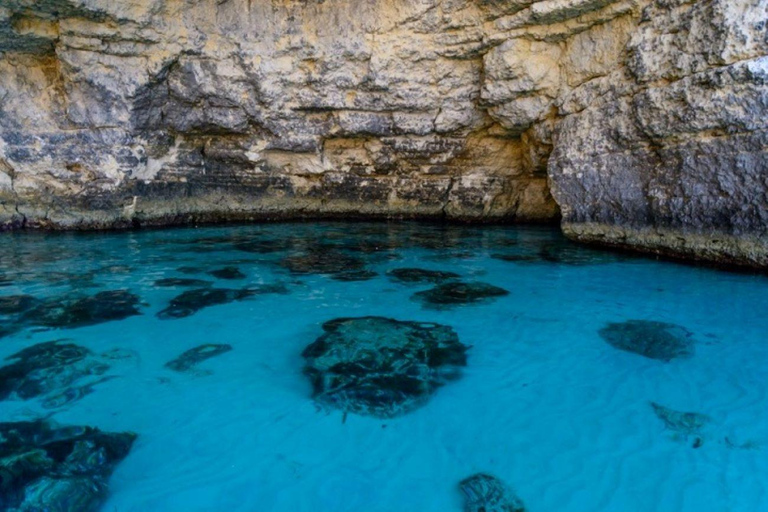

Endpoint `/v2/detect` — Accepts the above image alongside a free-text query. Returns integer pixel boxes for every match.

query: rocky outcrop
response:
[548,0,768,268]
[0,0,766,267]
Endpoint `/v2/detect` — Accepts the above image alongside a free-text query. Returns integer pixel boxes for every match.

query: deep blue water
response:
[1,222,767,511]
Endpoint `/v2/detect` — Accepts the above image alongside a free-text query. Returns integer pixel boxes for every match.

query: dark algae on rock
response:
[387,268,460,284]
[459,473,526,512]
[600,320,694,361]
[20,290,142,330]
[302,317,468,418]
[0,419,136,512]
[0,340,117,409]
[165,344,233,373]
[412,282,509,308]
[207,267,246,280]
[153,278,213,288]
[157,288,254,319]
[651,402,710,448]
[157,284,287,319]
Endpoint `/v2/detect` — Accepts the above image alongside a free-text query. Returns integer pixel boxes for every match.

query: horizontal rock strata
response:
[0,0,766,267]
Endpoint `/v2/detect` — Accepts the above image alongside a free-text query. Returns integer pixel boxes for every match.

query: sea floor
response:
[0,222,766,511]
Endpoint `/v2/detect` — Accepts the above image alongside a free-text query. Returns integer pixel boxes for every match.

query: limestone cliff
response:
[0,0,766,267]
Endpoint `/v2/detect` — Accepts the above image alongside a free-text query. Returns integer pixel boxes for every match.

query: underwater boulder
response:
[165,344,233,373]
[459,473,526,512]
[412,282,509,308]
[154,278,213,288]
[0,420,136,511]
[651,402,711,448]
[157,288,254,319]
[599,320,694,361]
[0,295,40,315]
[233,238,294,254]
[279,248,366,277]
[20,290,142,330]
[208,267,246,280]
[330,270,379,282]
[176,266,204,275]
[0,340,111,406]
[302,316,468,418]
[386,268,460,284]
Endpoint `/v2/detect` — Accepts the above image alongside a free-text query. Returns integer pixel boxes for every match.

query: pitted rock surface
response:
[302,316,468,418]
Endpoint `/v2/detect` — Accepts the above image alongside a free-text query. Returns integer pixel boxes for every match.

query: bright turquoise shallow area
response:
[1,222,767,511]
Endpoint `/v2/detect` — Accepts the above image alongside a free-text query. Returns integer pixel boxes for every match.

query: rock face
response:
[0,0,766,267]
[548,0,768,268]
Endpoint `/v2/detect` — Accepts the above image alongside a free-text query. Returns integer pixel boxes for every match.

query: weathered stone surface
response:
[302,316,468,418]
[0,0,765,268]
[548,0,768,268]
[0,0,561,230]
[0,419,136,511]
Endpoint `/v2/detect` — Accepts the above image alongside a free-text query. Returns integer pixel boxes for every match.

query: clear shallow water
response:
[0,222,767,511]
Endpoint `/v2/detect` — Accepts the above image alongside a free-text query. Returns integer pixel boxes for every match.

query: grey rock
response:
[459,473,526,512]
[302,316,468,418]
[599,320,694,361]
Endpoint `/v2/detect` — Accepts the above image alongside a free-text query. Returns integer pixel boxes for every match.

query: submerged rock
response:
[0,340,110,406]
[330,270,379,282]
[651,402,710,447]
[176,266,205,275]
[0,419,136,511]
[302,316,468,418]
[165,344,233,373]
[459,473,526,512]
[279,249,366,277]
[233,239,294,254]
[20,290,142,330]
[599,320,694,361]
[0,295,39,315]
[208,267,246,280]
[154,278,213,288]
[412,282,509,308]
[387,268,460,284]
[157,284,287,319]
[157,288,254,319]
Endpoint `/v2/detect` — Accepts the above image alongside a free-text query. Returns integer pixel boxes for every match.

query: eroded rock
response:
[387,268,460,284]
[165,344,233,373]
[20,290,142,330]
[459,473,526,512]
[157,288,254,319]
[651,402,710,447]
[302,316,468,418]
[154,278,213,288]
[157,283,287,319]
[599,320,694,361]
[208,267,246,280]
[0,340,122,408]
[412,282,509,308]
[0,420,136,512]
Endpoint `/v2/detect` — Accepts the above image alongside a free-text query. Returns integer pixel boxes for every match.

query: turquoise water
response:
[1,222,767,511]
